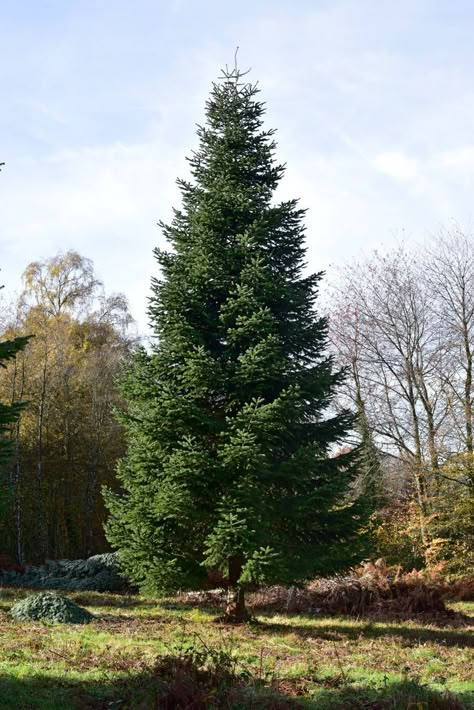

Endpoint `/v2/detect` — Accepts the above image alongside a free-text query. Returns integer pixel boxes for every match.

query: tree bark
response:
[224,555,249,623]
[10,351,25,564]
[37,343,48,560]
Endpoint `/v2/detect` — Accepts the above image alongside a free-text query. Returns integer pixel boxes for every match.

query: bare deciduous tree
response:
[329,228,474,544]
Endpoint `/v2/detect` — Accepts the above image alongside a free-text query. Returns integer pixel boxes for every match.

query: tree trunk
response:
[37,346,48,560]
[224,555,249,623]
[461,307,474,486]
[85,459,98,556]
[10,352,25,564]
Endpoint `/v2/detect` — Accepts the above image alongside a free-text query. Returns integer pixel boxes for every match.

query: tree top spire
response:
[220,47,252,87]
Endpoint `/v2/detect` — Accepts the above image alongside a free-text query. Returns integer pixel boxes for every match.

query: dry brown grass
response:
[178,562,473,623]
[451,576,474,602]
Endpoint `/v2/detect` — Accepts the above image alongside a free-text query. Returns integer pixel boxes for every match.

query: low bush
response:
[10,591,93,624]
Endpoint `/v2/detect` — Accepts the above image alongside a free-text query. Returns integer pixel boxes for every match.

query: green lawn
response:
[0,589,472,708]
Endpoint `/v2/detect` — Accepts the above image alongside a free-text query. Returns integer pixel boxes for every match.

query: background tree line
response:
[2,229,473,579]
[0,251,135,564]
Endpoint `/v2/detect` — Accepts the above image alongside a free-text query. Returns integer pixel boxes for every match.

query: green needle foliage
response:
[0,329,30,520]
[105,65,367,618]
[0,334,31,466]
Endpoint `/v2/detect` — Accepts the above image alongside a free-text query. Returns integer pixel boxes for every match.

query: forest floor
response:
[0,588,472,709]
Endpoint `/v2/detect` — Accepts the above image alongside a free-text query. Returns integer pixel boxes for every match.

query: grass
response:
[0,587,472,708]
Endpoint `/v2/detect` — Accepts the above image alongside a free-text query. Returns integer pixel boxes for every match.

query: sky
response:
[1,0,474,333]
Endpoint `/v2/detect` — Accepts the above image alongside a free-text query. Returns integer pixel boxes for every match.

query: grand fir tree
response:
[105,65,366,621]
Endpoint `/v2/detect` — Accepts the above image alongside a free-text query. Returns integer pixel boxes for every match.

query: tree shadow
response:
[68,592,152,609]
[145,596,474,649]
[251,615,474,649]
[0,663,299,709]
[307,678,471,709]
[0,666,471,709]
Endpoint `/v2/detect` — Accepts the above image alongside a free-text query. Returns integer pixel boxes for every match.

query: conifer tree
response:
[0,165,30,466]
[0,285,31,518]
[0,332,30,465]
[105,64,366,621]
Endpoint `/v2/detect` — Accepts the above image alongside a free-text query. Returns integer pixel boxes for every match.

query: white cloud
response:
[373,151,420,181]
[0,140,188,333]
[2,0,474,332]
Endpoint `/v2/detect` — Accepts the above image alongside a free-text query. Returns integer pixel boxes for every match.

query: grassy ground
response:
[0,588,472,709]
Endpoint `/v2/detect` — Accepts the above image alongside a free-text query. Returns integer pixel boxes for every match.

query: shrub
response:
[425,461,474,577]
[372,503,426,570]
[10,592,93,624]
[373,457,474,578]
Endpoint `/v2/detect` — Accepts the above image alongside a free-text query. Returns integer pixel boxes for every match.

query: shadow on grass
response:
[133,602,472,648]
[0,667,471,709]
[70,592,153,609]
[161,599,474,650]
[0,662,299,709]
[251,616,474,649]
[308,679,472,709]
